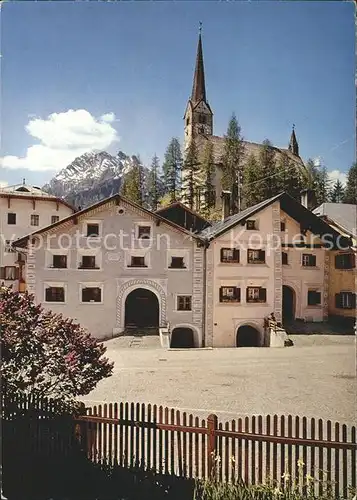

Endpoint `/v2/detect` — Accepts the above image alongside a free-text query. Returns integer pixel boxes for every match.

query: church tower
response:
[288,125,299,156]
[184,26,213,150]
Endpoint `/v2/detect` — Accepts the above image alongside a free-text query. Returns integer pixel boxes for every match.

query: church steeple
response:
[288,124,299,156]
[191,24,206,104]
[184,24,213,149]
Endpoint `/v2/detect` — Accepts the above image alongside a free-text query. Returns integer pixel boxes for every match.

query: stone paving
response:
[85,335,357,426]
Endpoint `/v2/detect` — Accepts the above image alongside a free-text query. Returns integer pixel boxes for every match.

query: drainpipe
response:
[201,241,208,348]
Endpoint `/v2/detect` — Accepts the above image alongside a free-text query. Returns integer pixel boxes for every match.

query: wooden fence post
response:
[207,414,218,480]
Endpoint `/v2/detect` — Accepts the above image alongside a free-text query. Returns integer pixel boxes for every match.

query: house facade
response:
[0,183,74,291]
[313,203,357,325]
[13,192,353,348]
[201,193,346,348]
[15,195,205,345]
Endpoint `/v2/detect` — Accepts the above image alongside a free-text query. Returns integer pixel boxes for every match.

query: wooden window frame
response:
[129,256,147,268]
[246,287,267,304]
[220,248,240,264]
[51,215,60,224]
[335,292,356,309]
[30,214,40,227]
[45,286,65,303]
[302,253,316,267]
[52,255,67,269]
[81,286,102,303]
[335,253,355,270]
[307,290,321,306]
[86,223,99,237]
[7,213,16,225]
[247,249,265,264]
[219,287,241,303]
[79,255,98,269]
[177,295,192,311]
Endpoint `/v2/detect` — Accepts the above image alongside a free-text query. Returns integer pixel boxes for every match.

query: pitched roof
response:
[199,192,345,242]
[195,135,305,169]
[14,194,206,248]
[0,183,75,210]
[313,203,357,238]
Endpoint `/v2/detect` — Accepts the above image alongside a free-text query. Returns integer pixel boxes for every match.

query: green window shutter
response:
[259,288,266,302]
[335,293,342,308]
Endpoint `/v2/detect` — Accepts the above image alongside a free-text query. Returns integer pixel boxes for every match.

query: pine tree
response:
[221,113,245,213]
[343,163,357,204]
[315,165,332,204]
[329,179,345,203]
[242,153,264,207]
[257,139,277,199]
[121,158,142,205]
[276,152,303,201]
[182,139,200,210]
[147,154,161,210]
[200,141,216,217]
[162,138,182,203]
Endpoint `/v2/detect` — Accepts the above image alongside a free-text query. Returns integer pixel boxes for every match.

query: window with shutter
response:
[221,248,240,263]
[339,291,356,309]
[302,254,316,267]
[247,287,266,303]
[0,267,6,279]
[177,296,192,311]
[335,293,342,308]
[335,253,355,269]
[219,287,240,303]
[4,267,17,280]
[248,249,265,264]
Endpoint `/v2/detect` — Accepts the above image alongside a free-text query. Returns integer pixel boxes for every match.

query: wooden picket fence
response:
[2,393,357,498]
[76,402,357,498]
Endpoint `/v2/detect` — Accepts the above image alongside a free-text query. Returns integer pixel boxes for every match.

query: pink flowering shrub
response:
[0,287,113,401]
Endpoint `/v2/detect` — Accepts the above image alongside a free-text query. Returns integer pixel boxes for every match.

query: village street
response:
[85,335,356,426]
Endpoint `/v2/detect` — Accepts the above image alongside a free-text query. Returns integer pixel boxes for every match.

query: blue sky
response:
[0,1,355,188]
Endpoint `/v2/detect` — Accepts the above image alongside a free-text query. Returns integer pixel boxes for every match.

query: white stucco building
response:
[0,182,74,291]
[13,192,351,348]
[14,195,206,346]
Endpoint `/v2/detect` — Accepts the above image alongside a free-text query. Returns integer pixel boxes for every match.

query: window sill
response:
[246,301,268,305]
[176,309,192,312]
[306,305,322,308]
[44,301,66,305]
[127,265,148,268]
[168,267,187,270]
[49,267,68,270]
[219,262,241,265]
[335,268,355,271]
[78,267,100,270]
[81,301,103,305]
[246,263,268,266]
[219,301,241,304]
[301,266,319,270]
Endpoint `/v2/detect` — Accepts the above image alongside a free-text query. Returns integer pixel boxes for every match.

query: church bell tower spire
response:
[184,23,213,149]
[288,124,299,156]
[191,22,206,104]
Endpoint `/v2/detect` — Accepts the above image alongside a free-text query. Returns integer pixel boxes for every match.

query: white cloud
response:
[0,181,8,188]
[328,169,347,186]
[0,109,119,172]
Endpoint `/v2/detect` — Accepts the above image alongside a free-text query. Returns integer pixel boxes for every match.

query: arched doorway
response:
[170,327,195,348]
[282,286,295,322]
[236,325,261,347]
[125,288,159,332]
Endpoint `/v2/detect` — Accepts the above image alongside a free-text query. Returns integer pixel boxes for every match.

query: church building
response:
[183,29,306,211]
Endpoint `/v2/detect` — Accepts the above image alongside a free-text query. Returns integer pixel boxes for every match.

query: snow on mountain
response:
[43,150,150,209]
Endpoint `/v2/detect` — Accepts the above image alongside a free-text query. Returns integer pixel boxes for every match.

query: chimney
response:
[300,189,317,211]
[221,190,231,220]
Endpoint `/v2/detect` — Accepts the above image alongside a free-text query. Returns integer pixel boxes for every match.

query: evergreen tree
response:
[121,158,142,205]
[147,154,161,210]
[315,165,332,204]
[343,163,357,204]
[257,139,277,199]
[303,158,318,190]
[200,141,216,217]
[329,179,345,203]
[221,113,245,213]
[182,139,200,210]
[162,138,182,203]
[276,152,303,201]
[242,153,264,207]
